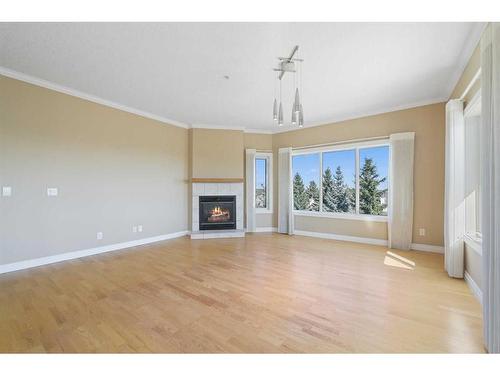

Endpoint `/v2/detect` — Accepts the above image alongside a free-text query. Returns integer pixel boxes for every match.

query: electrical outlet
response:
[138,225,143,232]
[133,226,137,233]
[419,228,426,236]
[96,232,103,240]
[2,186,12,197]
[47,187,58,197]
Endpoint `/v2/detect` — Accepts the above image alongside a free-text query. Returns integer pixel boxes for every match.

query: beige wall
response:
[294,216,387,239]
[191,128,244,179]
[273,103,446,246]
[0,75,189,265]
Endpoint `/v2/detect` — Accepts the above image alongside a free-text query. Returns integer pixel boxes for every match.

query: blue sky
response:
[292,146,389,189]
[255,158,267,188]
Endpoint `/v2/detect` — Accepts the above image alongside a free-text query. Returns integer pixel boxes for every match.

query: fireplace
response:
[199,195,236,230]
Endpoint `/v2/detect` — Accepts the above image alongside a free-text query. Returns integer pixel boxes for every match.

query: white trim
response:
[464,89,481,117]
[464,270,483,305]
[0,66,190,129]
[254,227,278,233]
[409,243,444,254]
[293,210,388,222]
[0,231,189,275]
[460,68,481,102]
[191,123,245,131]
[292,138,389,155]
[294,230,388,246]
[244,128,274,134]
[292,229,444,253]
[464,233,483,255]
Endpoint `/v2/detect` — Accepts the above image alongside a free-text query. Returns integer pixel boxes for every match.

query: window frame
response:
[254,152,273,214]
[291,139,389,222]
[463,90,482,242]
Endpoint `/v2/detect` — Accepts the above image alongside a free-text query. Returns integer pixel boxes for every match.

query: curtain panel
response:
[444,100,466,278]
[388,132,415,250]
[481,23,500,353]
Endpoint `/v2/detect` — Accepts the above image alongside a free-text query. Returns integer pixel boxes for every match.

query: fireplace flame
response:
[208,205,230,222]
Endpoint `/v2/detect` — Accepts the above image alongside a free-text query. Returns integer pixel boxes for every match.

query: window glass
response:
[292,153,320,211]
[358,146,389,216]
[322,149,356,213]
[255,158,267,209]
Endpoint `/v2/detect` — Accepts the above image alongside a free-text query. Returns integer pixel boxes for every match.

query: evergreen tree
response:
[359,158,386,215]
[305,180,320,211]
[293,173,308,210]
[322,167,336,212]
[332,166,350,212]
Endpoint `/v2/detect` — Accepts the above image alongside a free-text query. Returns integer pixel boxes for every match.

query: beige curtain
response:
[388,132,415,250]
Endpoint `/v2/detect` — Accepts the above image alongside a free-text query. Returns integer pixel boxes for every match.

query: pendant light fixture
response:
[272,45,304,128]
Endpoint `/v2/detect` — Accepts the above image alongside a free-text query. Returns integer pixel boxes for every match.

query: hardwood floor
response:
[0,233,484,353]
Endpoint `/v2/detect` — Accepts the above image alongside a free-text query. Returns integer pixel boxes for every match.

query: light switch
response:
[96,232,103,240]
[2,186,12,197]
[138,225,143,232]
[47,188,58,197]
[419,228,426,236]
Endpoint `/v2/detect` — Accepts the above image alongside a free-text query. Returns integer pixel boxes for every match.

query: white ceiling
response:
[0,22,485,132]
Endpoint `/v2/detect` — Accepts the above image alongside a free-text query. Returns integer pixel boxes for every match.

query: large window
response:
[255,153,273,212]
[292,153,320,211]
[359,146,389,216]
[292,141,389,218]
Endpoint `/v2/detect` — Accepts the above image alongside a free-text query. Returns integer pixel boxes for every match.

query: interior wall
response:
[243,133,273,229]
[191,128,244,178]
[272,103,446,246]
[0,75,189,265]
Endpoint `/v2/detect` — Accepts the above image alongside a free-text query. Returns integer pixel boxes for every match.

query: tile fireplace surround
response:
[191,182,244,239]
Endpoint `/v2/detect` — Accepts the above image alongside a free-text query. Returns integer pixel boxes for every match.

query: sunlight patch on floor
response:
[384,251,416,270]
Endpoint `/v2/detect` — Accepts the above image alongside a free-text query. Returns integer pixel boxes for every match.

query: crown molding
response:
[446,22,487,100]
[1,65,447,136]
[190,123,245,131]
[0,66,190,129]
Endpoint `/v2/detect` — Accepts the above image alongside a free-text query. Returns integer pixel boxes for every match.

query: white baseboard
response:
[410,243,444,254]
[293,230,444,253]
[0,230,189,275]
[255,227,278,233]
[293,230,388,246]
[464,270,483,305]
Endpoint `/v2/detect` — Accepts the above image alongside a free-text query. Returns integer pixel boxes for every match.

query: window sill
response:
[256,209,273,215]
[293,210,388,222]
[464,232,482,255]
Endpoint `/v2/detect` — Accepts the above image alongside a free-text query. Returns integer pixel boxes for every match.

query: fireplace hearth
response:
[199,195,236,230]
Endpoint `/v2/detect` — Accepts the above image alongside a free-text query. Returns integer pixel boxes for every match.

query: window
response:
[255,153,272,212]
[359,146,389,216]
[322,149,356,213]
[292,153,320,211]
[292,141,390,219]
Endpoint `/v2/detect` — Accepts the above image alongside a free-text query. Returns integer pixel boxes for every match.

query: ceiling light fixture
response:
[273,45,304,128]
